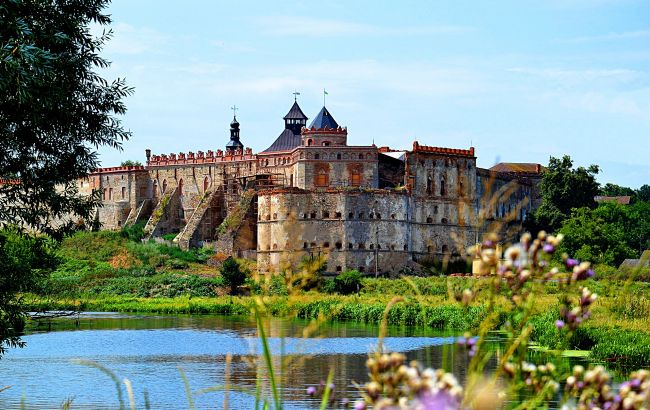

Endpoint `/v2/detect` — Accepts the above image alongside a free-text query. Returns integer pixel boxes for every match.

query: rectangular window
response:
[121,187,126,199]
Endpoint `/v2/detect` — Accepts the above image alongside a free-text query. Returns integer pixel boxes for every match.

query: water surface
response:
[1,313,473,409]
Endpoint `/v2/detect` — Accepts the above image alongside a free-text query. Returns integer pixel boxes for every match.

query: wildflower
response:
[555,320,565,329]
[353,401,366,410]
[306,386,316,396]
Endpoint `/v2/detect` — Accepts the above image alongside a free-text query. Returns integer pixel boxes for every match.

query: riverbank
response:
[28,229,650,367]
[25,283,650,367]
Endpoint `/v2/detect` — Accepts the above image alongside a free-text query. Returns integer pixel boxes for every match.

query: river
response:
[0,312,579,409]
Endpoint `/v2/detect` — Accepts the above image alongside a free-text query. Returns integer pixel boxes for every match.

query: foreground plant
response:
[342,231,647,410]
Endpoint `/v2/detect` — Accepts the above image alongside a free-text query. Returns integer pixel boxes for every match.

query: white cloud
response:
[558,29,650,43]
[507,67,641,84]
[253,16,473,37]
[206,59,487,99]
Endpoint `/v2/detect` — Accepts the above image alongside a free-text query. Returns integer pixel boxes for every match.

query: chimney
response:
[145,149,151,163]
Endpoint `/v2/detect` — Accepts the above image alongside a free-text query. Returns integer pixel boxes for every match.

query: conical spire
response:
[308,106,339,130]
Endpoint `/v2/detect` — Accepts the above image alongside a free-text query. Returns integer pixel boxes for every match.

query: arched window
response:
[359,153,363,160]
[162,179,167,194]
[307,139,313,146]
[178,179,184,196]
[153,180,159,198]
[350,166,362,186]
[440,179,446,196]
[315,168,329,187]
[203,176,210,193]
[426,177,433,194]
[315,153,320,160]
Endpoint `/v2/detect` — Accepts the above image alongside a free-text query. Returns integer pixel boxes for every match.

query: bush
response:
[161,233,177,241]
[120,221,146,242]
[323,270,363,295]
[221,257,246,295]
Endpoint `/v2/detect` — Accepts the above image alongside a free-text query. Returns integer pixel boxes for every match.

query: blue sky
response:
[96,0,650,188]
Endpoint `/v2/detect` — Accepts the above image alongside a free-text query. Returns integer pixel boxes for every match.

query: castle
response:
[80,99,543,274]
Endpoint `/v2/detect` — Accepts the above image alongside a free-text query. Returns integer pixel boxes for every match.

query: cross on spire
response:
[231,105,238,119]
[293,91,300,102]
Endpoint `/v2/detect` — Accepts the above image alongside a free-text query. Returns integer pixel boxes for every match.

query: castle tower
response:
[225,113,244,153]
[283,101,308,136]
[302,106,347,147]
[261,98,309,153]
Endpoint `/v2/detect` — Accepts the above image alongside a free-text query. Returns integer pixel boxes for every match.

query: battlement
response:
[302,126,348,135]
[0,178,20,185]
[92,166,147,175]
[412,141,475,157]
[147,147,255,167]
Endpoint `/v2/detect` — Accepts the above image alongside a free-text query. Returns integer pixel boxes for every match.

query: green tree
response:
[0,0,132,235]
[599,183,636,198]
[527,155,600,233]
[0,0,128,354]
[637,185,650,203]
[558,207,635,266]
[221,257,246,295]
[0,227,57,354]
[120,160,142,167]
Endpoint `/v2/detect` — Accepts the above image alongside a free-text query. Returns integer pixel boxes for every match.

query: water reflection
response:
[0,313,492,409]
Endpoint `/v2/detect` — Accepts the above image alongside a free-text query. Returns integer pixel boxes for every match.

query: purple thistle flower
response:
[306,386,316,396]
[566,258,579,268]
[543,244,554,253]
[587,269,595,278]
[416,390,459,410]
[354,401,366,410]
[329,383,335,390]
[555,320,565,329]
[631,378,642,388]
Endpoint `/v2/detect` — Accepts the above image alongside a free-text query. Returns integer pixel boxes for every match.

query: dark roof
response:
[226,139,244,149]
[595,195,632,205]
[283,102,308,120]
[308,106,339,129]
[262,129,301,153]
[490,163,543,173]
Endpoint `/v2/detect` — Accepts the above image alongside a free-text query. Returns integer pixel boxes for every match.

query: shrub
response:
[161,233,177,241]
[323,270,362,295]
[120,221,146,242]
[220,257,246,295]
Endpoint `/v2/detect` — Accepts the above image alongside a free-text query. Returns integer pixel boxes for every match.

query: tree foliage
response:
[221,257,246,295]
[120,160,142,167]
[558,201,650,266]
[599,183,636,198]
[0,227,57,354]
[527,155,600,233]
[0,0,132,235]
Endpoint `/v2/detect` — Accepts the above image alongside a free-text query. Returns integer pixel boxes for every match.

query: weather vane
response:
[293,91,300,102]
[323,88,328,106]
